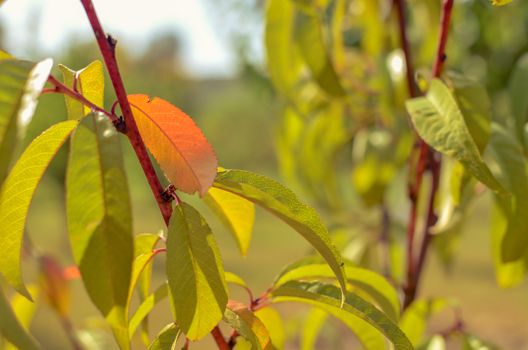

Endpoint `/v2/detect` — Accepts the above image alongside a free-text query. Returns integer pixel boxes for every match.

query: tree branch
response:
[393,0,418,98]
[403,0,454,309]
[79,0,173,225]
[211,326,230,350]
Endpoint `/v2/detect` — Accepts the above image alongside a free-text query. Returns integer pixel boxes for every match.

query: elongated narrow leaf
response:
[0,50,12,59]
[205,187,255,256]
[166,202,227,340]
[508,53,528,149]
[271,281,413,350]
[0,120,78,297]
[0,59,52,184]
[0,287,41,350]
[399,298,452,347]
[223,301,273,350]
[62,62,133,349]
[489,124,528,262]
[294,8,345,96]
[265,0,300,95]
[301,308,329,350]
[213,169,347,300]
[255,308,285,350]
[274,260,400,321]
[491,0,513,5]
[406,79,506,194]
[148,323,180,350]
[128,94,217,195]
[129,284,168,338]
[131,233,160,345]
[4,285,39,350]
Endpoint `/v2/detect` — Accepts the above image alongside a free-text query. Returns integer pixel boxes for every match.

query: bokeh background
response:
[1,0,528,349]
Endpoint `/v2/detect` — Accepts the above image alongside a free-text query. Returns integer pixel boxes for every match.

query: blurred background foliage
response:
[2,0,528,348]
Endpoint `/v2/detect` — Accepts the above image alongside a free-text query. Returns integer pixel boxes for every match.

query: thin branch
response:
[403,0,454,309]
[393,0,418,98]
[79,0,173,225]
[46,75,118,124]
[211,327,230,350]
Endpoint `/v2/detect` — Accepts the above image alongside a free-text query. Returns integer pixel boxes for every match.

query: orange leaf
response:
[128,95,217,195]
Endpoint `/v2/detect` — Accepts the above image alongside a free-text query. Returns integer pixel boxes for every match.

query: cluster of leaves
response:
[266,0,523,348]
[0,2,418,348]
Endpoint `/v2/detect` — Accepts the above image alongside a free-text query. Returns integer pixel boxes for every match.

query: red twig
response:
[403,0,453,309]
[79,0,173,225]
[211,327,230,350]
[393,0,418,98]
[46,75,118,123]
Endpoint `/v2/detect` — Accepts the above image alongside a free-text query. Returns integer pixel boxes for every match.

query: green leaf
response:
[489,124,528,262]
[0,120,79,297]
[274,259,400,321]
[400,298,452,347]
[0,286,41,350]
[491,0,513,5]
[405,79,506,194]
[204,187,255,256]
[255,308,285,350]
[62,62,133,349]
[0,59,53,185]
[129,284,168,338]
[148,323,180,350]
[294,7,345,96]
[213,169,347,302]
[418,335,446,350]
[131,233,160,345]
[166,202,228,340]
[264,0,301,95]
[271,281,413,350]
[4,285,39,350]
[300,308,328,350]
[508,53,528,149]
[462,334,500,350]
[224,301,274,350]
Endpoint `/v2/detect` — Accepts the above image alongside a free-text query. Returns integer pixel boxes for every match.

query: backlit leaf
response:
[0,120,79,297]
[0,58,52,185]
[0,286,41,350]
[294,7,345,96]
[223,301,273,350]
[204,187,255,256]
[166,202,227,340]
[62,62,133,349]
[148,323,180,350]
[274,260,400,321]
[129,284,168,338]
[4,285,39,350]
[128,94,217,196]
[255,308,285,350]
[271,281,412,350]
[300,308,328,350]
[491,0,513,5]
[400,298,452,346]
[213,169,347,302]
[406,79,506,194]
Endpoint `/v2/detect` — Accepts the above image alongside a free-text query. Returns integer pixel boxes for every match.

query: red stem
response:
[211,326,230,350]
[393,0,418,98]
[403,0,453,309]
[79,0,173,225]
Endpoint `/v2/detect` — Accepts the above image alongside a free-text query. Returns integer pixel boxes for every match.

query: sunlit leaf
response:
[223,301,273,350]
[274,258,400,321]
[271,281,411,349]
[0,286,41,350]
[491,0,513,6]
[148,323,180,350]
[129,284,168,338]
[213,169,347,301]
[294,7,345,96]
[0,50,13,60]
[255,308,285,350]
[62,62,133,349]
[418,335,446,350]
[204,187,255,256]
[264,0,301,95]
[4,285,39,350]
[300,308,328,350]
[489,124,528,262]
[406,79,506,194]
[462,334,500,350]
[400,298,452,346]
[166,202,227,340]
[0,120,78,297]
[0,58,52,185]
[128,94,217,195]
